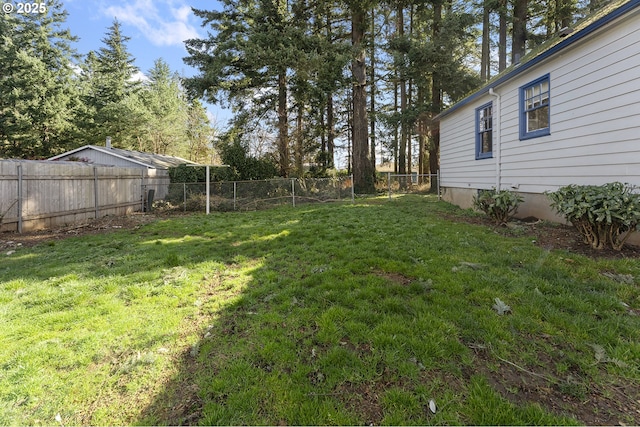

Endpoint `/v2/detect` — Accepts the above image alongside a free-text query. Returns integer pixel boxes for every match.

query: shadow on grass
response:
[134,201,407,425]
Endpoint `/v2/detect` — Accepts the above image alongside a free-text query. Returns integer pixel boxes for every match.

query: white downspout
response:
[488,88,501,190]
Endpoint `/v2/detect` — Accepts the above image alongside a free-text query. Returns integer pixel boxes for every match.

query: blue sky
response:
[62,0,231,125]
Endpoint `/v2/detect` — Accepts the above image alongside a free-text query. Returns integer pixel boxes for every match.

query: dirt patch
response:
[374,270,414,286]
[444,212,640,259]
[0,213,160,251]
[466,343,640,425]
[336,381,386,425]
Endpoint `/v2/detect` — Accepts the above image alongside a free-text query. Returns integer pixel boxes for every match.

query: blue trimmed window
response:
[475,102,493,159]
[520,74,550,140]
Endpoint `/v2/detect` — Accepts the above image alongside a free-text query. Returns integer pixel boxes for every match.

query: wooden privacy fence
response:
[0,160,169,233]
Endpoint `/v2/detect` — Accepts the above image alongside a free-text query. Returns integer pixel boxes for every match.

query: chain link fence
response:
[378,173,440,199]
[145,176,355,213]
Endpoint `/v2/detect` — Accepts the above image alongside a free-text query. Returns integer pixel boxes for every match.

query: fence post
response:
[291,178,296,207]
[437,170,441,200]
[206,165,210,215]
[17,164,23,233]
[351,175,355,203]
[233,181,237,211]
[183,183,186,212]
[388,172,392,200]
[141,170,145,212]
[93,166,99,219]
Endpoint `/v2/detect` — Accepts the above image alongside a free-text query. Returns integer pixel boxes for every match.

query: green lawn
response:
[1,195,639,425]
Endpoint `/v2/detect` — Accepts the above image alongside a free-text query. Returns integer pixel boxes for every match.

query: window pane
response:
[527,106,550,132]
[482,132,492,153]
[539,106,549,128]
[527,110,539,132]
[541,80,549,93]
[541,94,549,106]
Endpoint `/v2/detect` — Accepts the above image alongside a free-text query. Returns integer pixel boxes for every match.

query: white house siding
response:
[440,5,640,212]
[440,97,496,191]
[499,11,640,194]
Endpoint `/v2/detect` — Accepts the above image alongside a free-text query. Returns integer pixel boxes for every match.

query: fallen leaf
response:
[492,297,511,315]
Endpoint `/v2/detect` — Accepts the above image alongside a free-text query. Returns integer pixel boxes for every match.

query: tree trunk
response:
[295,104,303,176]
[394,77,399,173]
[560,0,572,29]
[407,4,414,177]
[398,4,407,176]
[351,7,375,193]
[325,17,335,170]
[277,69,290,177]
[417,85,425,179]
[347,92,352,175]
[481,0,490,82]
[512,0,527,64]
[369,6,376,174]
[498,0,507,71]
[327,93,335,169]
[407,77,412,176]
[429,0,442,193]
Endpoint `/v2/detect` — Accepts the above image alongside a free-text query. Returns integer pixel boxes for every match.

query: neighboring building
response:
[435,0,640,223]
[48,142,199,204]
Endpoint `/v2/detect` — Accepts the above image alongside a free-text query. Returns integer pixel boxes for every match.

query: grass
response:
[1,195,639,425]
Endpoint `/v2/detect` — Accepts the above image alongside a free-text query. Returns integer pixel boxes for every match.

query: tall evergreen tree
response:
[140,58,188,155]
[185,0,300,176]
[85,19,143,148]
[185,99,216,164]
[347,0,376,193]
[0,0,79,158]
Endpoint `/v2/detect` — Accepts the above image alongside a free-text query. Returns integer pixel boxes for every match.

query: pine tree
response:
[347,0,376,193]
[185,0,298,176]
[94,19,139,106]
[186,99,216,164]
[0,0,80,158]
[139,58,188,156]
[85,19,143,148]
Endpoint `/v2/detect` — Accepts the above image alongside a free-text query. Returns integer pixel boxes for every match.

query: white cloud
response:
[103,0,200,47]
[130,71,150,83]
[172,6,192,22]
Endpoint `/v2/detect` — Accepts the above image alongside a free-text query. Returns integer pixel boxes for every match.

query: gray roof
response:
[48,145,199,169]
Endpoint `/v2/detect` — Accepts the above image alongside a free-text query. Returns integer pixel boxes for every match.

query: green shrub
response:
[473,188,524,225]
[546,182,640,251]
